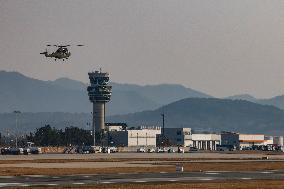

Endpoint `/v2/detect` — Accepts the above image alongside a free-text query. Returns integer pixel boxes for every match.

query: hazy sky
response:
[1,0,284,98]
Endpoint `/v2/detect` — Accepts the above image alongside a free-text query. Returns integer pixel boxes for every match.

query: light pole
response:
[161,113,165,147]
[136,133,139,147]
[91,111,96,146]
[161,113,165,137]
[13,111,21,148]
[146,132,148,147]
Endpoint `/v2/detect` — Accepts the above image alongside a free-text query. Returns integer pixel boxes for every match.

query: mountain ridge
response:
[1,98,284,135]
[0,71,211,115]
[108,98,284,135]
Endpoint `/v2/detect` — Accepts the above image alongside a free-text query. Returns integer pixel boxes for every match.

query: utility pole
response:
[161,113,165,147]
[161,113,165,137]
[91,111,96,146]
[137,133,139,147]
[146,132,148,147]
[13,111,21,148]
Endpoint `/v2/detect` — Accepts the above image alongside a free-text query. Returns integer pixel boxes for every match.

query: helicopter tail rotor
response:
[40,49,48,55]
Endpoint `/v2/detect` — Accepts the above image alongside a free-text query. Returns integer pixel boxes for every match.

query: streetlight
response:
[13,111,21,148]
[146,132,148,147]
[136,133,139,147]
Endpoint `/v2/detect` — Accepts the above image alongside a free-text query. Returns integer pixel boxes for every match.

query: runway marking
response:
[20,184,30,187]
[241,178,252,180]
[206,171,231,173]
[205,172,219,175]
[0,176,14,179]
[101,181,114,184]
[0,183,23,186]
[169,180,177,182]
[47,184,58,186]
[160,172,168,174]
[261,171,273,174]
[25,175,46,178]
[200,178,214,181]
[73,182,85,185]
[134,180,147,183]
[52,176,60,179]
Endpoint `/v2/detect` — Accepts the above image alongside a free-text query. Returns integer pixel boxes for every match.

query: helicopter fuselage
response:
[41,45,83,61]
[40,50,71,60]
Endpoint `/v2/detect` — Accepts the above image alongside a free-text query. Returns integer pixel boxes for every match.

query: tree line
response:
[25,125,93,146]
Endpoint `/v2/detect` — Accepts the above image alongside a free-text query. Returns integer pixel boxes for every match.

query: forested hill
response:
[2,98,284,135]
[108,98,284,135]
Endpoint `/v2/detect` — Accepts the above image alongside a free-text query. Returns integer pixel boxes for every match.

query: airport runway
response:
[1,170,284,187]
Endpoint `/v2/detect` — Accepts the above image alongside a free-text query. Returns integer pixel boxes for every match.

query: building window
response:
[177,131,182,135]
[177,138,181,142]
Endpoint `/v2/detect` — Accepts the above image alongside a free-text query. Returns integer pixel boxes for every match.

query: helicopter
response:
[40,44,83,61]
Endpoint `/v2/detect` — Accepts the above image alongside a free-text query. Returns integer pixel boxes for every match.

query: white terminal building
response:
[105,124,283,151]
[221,132,284,150]
[163,128,221,150]
[107,125,161,147]
[107,125,221,150]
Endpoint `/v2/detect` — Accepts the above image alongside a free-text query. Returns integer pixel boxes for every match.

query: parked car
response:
[147,148,155,153]
[189,147,199,152]
[10,148,23,155]
[168,148,175,153]
[137,148,146,153]
[92,146,102,153]
[109,146,118,153]
[102,146,118,153]
[30,147,42,154]
[156,147,167,153]
[1,148,10,155]
[177,147,184,153]
[82,146,95,154]
[241,146,253,151]
[23,148,31,155]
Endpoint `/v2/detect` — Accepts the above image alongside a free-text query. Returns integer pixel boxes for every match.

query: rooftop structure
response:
[109,127,161,147]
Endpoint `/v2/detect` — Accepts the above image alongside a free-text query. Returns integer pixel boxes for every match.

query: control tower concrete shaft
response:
[87,70,112,145]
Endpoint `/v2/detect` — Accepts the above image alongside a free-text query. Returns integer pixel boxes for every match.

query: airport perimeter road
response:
[1,152,284,160]
[0,170,284,187]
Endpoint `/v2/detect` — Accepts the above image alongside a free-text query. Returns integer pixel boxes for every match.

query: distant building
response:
[163,128,192,147]
[221,132,284,150]
[238,134,265,149]
[191,133,221,150]
[106,124,284,151]
[105,123,127,132]
[220,132,265,149]
[272,136,284,147]
[162,128,221,150]
[108,126,161,147]
[221,132,240,149]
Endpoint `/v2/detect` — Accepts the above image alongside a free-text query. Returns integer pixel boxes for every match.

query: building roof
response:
[239,140,265,143]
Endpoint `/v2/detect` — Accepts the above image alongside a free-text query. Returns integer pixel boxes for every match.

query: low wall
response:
[41,147,65,154]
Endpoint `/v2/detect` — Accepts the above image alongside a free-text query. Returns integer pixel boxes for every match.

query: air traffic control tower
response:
[87,70,112,145]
